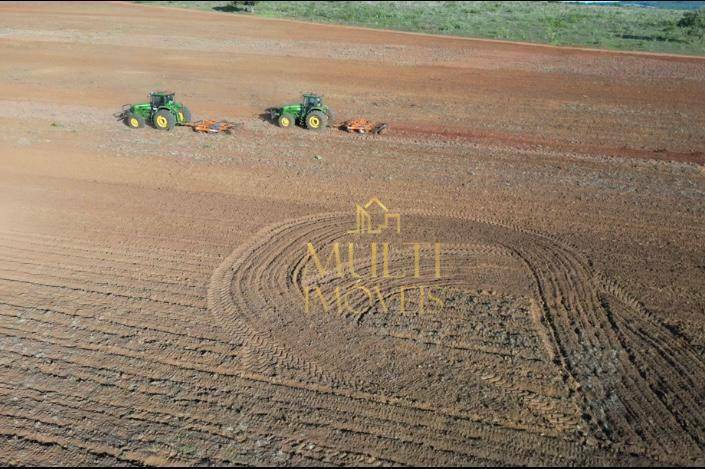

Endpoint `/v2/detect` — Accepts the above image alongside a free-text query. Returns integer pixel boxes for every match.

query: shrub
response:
[227,1,259,13]
[677,8,705,39]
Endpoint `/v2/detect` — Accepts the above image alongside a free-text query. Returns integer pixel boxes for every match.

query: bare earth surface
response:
[1,1,705,465]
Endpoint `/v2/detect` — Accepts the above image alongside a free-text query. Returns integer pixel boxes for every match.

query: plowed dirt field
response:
[1,1,705,465]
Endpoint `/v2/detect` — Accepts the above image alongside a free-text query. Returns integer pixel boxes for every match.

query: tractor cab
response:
[302,93,322,110]
[149,92,175,109]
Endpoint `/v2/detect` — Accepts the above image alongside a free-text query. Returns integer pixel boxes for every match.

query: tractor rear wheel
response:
[178,106,192,124]
[306,111,327,131]
[278,113,294,129]
[125,113,145,129]
[153,110,175,131]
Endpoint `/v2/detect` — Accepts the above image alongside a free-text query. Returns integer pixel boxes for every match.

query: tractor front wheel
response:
[125,113,145,129]
[153,110,176,131]
[306,111,327,131]
[277,113,294,129]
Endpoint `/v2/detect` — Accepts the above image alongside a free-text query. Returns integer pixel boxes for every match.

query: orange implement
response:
[185,119,241,134]
[337,118,388,135]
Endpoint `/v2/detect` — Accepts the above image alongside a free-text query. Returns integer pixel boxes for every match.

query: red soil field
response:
[0,1,704,465]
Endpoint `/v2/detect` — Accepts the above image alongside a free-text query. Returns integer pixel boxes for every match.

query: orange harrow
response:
[337,118,388,135]
[185,119,241,134]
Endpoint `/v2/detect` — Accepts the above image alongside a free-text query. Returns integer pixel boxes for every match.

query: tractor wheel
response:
[153,109,175,131]
[125,113,145,129]
[178,106,192,124]
[277,113,294,129]
[305,111,327,131]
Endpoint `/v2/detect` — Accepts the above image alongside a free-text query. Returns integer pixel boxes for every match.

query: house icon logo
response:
[347,197,401,235]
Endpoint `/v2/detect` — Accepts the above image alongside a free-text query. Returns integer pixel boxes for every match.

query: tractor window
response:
[150,94,171,108]
[305,96,320,107]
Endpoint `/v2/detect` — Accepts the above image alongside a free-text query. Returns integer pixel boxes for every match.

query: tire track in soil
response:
[0,332,586,465]
[1,215,700,464]
[207,210,705,464]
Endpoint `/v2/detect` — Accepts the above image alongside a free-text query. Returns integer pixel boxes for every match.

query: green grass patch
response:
[135,1,705,56]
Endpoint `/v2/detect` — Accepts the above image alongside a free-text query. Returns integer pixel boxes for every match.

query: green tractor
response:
[267,93,333,131]
[118,91,191,131]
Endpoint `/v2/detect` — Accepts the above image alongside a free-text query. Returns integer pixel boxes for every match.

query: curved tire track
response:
[208,210,705,463]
